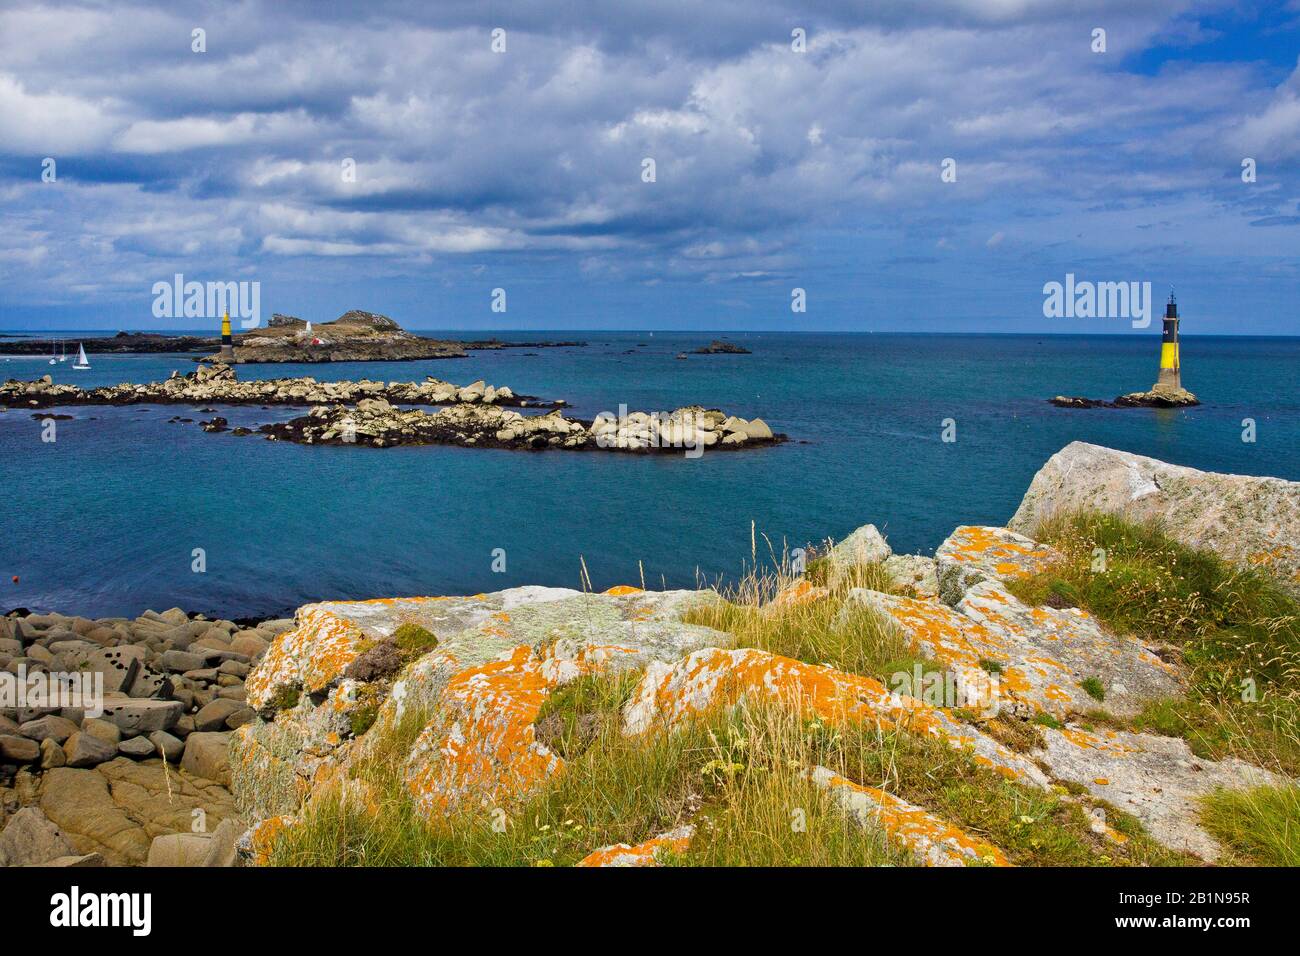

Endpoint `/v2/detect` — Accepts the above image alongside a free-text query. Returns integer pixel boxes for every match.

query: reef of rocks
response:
[1,362,554,411]
[257,400,784,452]
[1051,384,1200,408]
[693,339,751,354]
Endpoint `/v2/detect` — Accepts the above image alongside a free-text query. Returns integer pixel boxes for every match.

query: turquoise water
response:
[3,332,1297,619]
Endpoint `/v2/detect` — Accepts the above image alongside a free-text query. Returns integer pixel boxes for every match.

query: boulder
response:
[102,698,182,734]
[193,698,244,732]
[148,731,185,762]
[182,732,232,785]
[0,807,76,866]
[825,523,891,568]
[39,767,152,865]
[1034,725,1288,861]
[0,734,40,763]
[161,649,209,673]
[934,525,1057,606]
[19,714,80,744]
[201,817,241,867]
[86,645,146,694]
[146,832,214,867]
[63,731,117,768]
[230,633,270,658]
[40,737,66,769]
[82,717,121,747]
[118,736,156,758]
[1009,441,1300,595]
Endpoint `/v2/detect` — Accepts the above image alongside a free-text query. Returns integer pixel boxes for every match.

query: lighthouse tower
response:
[1155,289,1181,390]
[218,309,236,362]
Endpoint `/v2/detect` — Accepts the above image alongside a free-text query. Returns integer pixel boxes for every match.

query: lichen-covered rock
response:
[404,592,729,815]
[1033,725,1288,861]
[767,579,829,610]
[851,580,1181,718]
[237,586,731,828]
[246,587,586,712]
[935,525,1058,605]
[622,647,1047,786]
[235,815,297,867]
[882,554,939,599]
[808,766,1009,867]
[576,824,695,866]
[1009,441,1300,594]
[825,523,891,568]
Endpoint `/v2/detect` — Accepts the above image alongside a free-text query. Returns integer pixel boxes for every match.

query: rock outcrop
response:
[1,364,545,411]
[1009,441,1300,593]
[1051,384,1200,408]
[693,340,751,354]
[258,401,785,453]
[233,586,730,822]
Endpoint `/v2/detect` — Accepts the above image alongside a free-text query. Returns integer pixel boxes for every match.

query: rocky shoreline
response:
[1,362,557,410]
[3,443,1297,867]
[1,606,282,866]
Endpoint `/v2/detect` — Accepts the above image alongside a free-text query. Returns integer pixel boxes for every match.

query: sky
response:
[0,0,1297,334]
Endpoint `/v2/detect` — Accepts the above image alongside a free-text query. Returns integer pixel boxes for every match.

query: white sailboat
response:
[58,340,67,362]
[48,339,57,365]
[72,343,91,370]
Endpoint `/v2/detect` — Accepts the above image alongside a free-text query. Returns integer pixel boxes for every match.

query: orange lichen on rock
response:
[576,824,695,867]
[623,647,1047,786]
[809,767,1010,867]
[767,578,831,611]
[240,814,297,867]
[935,526,1058,605]
[246,605,368,709]
[855,578,1182,719]
[603,585,644,596]
[405,642,640,816]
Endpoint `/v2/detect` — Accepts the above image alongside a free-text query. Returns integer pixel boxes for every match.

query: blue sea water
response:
[2,332,1297,619]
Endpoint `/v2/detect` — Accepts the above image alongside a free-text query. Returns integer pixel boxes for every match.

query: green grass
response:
[683,558,908,681]
[392,622,439,655]
[1200,785,1300,866]
[266,678,1193,868]
[1080,677,1106,702]
[1009,510,1300,775]
[816,719,1192,867]
[268,694,909,867]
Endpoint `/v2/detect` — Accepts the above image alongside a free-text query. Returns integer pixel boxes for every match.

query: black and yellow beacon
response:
[218,309,236,362]
[1157,289,1181,390]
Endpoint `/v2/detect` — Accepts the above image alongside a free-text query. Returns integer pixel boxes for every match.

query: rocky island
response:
[4,443,1295,868]
[257,401,781,452]
[208,310,467,363]
[1051,383,1200,409]
[1,363,555,409]
[0,311,586,363]
[693,340,751,354]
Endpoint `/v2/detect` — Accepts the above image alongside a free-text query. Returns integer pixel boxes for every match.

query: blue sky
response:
[0,0,1297,334]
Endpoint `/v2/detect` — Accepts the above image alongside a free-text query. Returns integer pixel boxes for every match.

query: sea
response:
[2,331,1297,620]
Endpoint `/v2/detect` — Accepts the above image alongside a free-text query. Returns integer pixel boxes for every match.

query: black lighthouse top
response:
[1166,289,1178,320]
